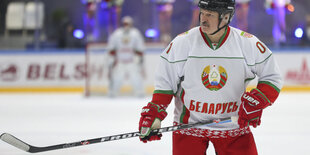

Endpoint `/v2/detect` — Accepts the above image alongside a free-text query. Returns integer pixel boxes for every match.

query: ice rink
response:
[0,92,309,155]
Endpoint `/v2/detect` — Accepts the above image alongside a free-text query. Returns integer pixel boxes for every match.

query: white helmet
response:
[121,16,133,26]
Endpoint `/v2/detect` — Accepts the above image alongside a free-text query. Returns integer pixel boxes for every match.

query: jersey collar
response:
[199,26,230,50]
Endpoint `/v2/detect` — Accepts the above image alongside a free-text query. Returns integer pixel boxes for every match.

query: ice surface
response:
[0,92,309,155]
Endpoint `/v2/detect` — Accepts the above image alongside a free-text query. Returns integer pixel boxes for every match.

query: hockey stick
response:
[0,116,237,153]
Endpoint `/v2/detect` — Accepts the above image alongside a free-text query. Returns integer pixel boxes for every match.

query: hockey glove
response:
[238,88,271,128]
[139,102,167,143]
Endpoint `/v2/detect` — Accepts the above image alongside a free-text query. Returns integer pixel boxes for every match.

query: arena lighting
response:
[145,28,159,38]
[80,0,87,5]
[294,28,303,39]
[101,1,108,8]
[286,4,295,13]
[73,29,84,39]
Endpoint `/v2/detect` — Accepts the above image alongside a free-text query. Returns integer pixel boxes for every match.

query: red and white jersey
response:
[153,26,283,130]
[107,27,145,63]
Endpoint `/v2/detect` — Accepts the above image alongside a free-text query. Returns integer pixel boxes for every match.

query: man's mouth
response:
[201,21,209,27]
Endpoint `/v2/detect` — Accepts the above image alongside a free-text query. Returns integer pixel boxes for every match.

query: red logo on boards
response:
[0,64,19,81]
[285,58,310,84]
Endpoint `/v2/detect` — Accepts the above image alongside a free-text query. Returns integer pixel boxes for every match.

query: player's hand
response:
[238,89,271,128]
[139,102,167,143]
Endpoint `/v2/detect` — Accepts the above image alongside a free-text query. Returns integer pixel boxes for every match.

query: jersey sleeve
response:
[107,31,117,52]
[133,29,145,53]
[244,36,283,103]
[151,34,190,108]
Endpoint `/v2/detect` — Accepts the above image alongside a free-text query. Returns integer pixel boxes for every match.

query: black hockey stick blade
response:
[0,116,237,153]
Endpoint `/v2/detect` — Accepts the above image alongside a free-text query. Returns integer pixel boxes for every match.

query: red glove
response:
[139,102,167,143]
[238,88,271,128]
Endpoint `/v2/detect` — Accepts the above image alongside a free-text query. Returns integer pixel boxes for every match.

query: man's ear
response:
[223,14,230,22]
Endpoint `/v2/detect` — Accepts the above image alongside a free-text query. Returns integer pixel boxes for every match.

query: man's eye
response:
[202,13,211,17]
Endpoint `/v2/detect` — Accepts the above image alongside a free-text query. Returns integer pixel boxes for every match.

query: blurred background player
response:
[188,0,200,29]
[84,0,100,42]
[235,0,251,32]
[83,0,124,42]
[265,0,293,47]
[107,16,145,97]
[103,0,124,36]
[306,14,310,43]
[138,0,282,154]
[154,0,175,44]
[189,0,251,31]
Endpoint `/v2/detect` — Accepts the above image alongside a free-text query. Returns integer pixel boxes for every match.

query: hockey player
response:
[84,0,100,42]
[138,0,283,154]
[265,0,292,46]
[189,0,200,29]
[235,0,251,32]
[104,0,124,35]
[154,0,175,44]
[107,16,145,97]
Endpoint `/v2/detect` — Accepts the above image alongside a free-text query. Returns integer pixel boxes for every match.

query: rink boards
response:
[0,45,310,93]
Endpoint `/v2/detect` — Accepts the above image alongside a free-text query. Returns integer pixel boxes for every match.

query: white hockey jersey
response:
[107,27,145,63]
[153,26,282,130]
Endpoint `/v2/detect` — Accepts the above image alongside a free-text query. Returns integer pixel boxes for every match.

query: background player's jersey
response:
[107,27,144,63]
[154,26,282,130]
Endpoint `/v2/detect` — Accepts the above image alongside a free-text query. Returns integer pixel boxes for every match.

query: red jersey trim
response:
[151,91,173,108]
[257,81,281,103]
[174,125,251,138]
[258,81,281,93]
[200,27,212,48]
[219,26,230,47]
[166,42,173,54]
[179,89,190,124]
[153,90,174,95]
[199,26,230,50]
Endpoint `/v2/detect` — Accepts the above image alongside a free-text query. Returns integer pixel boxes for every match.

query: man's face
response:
[123,22,132,31]
[200,9,219,34]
